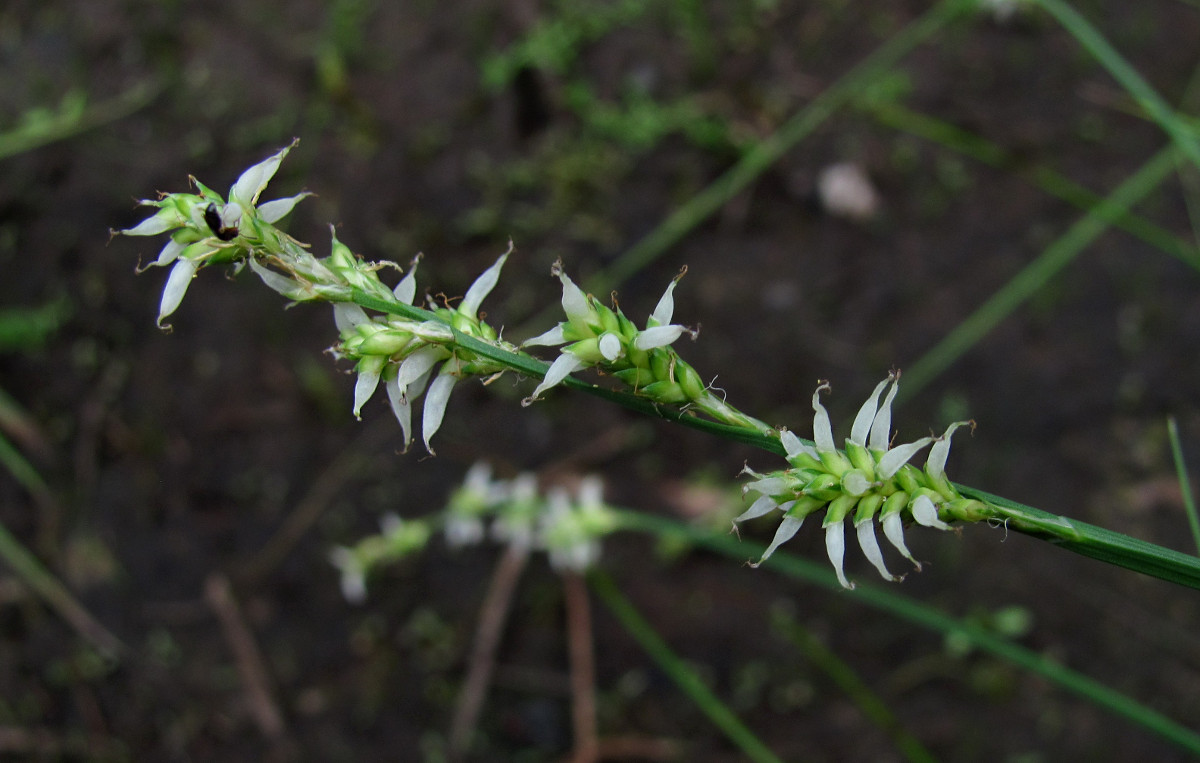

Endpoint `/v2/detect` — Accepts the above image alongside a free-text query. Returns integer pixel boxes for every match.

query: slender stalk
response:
[588,569,784,763]
[899,144,1180,398]
[610,510,1200,757]
[771,613,936,763]
[863,100,1200,271]
[351,287,1200,592]
[0,518,124,658]
[1034,0,1200,170]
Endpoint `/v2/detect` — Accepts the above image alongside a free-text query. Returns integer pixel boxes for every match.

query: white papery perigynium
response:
[736,372,987,589]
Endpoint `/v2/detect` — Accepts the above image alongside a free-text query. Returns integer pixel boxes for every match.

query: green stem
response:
[350,288,1200,592]
[611,510,1200,757]
[959,485,1200,590]
[863,100,1200,272]
[900,143,1180,399]
[349,290,779,448]
[0,519,124,658]
[588,569,784,763]
[1034,0,1200,170]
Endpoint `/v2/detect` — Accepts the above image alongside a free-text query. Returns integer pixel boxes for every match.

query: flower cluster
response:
[329,463,616,603]
[737,372,987,588]
[331,247,517,453]
[443,462,615,572]
[115,141,314,327]
[522,261,771,434]
[117,142,519,452]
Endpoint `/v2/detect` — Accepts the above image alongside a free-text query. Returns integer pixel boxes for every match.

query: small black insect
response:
[204,203,239,241]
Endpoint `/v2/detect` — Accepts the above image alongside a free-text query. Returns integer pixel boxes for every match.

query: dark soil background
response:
[2,1,1199,760]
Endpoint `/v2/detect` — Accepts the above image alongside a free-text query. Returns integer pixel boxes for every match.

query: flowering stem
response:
[610,509,1200,756]
[588,569,784,763]
[353,287,1200,591]
[348,289,774,444]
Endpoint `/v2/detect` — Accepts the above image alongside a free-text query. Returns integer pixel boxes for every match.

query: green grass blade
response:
[0,81,160,161]
[1166,417,1200,555]
[770,612,937,763]
[1034,0,1200,171]
[611,510,1200,756]
[588,569,784,763]
[350,289,1200,591]
[865,101,1200,271]
[590,0,975,292]
[0,518,124,658]
[900,144,1179,397]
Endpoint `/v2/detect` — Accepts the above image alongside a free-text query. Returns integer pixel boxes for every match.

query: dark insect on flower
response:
[204,203,239,241]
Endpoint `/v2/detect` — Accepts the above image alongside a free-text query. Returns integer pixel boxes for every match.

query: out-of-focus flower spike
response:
[328,547,367,604]
[850,377,892,446]
[393,255,421,304]
[926,421,971,479]
[868,374,900,450]
[743,476,788,496]
[422,368,459,453]
[855,517,897,581]
[750,515,805,568]
[811,382,835,453]
[824,519,855,589]
[911,494,951,530]
[459,247,510,320]
[157,258,199,327]
[524,352,586,404]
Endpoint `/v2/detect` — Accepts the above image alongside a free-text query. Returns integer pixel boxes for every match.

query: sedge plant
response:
[114,142,1200,593]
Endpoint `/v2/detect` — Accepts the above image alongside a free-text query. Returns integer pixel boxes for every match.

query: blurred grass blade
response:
[612,510,1200,756]
[900,144,1179,397]
[589,569,783,763]
[0,80,160,161]
[865,101,1200,271]
[1034,0,1200,170]
[771,611,936,763]
[0,519,124,658]
[356,287,1200,591]
[591,0,975,292]
[1166,417,1200,555]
